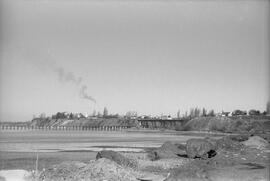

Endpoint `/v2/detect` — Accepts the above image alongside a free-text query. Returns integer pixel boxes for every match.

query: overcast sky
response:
[0,0,269,121]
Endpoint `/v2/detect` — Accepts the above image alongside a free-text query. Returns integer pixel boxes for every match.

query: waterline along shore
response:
[0,125,131,131]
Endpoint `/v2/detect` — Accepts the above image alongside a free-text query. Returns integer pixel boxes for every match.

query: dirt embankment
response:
[177,116,270,134]
[30,117,139,128]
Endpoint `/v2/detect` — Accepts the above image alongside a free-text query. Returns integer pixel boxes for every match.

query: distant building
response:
[248,109,260,116]
[125,111,138,119]
[138,115,151,119]
[221,111,230,117]
[232,110,247,116]
[63,112,71,119]
[74,113,85,119]
[160,115,172,120]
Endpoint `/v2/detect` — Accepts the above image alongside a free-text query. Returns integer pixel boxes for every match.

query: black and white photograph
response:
[0,0,269,180]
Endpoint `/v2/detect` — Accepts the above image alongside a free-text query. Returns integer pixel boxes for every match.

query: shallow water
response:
[0,130,203,170]
[0,130,201,152]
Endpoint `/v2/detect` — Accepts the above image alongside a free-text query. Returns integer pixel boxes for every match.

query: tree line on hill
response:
[34,107,137,120]
[177,107,269,120]
[34,101,270,121]
[177,108,216,120]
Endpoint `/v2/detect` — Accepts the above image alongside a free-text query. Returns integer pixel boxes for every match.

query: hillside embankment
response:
[30,117,140,128]
[177,116,270,134]
[1,116,270,136]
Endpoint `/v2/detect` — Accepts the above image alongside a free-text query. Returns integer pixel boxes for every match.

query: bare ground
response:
[32,143,269,181]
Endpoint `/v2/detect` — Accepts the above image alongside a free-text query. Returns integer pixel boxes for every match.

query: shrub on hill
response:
[176,116,270,133]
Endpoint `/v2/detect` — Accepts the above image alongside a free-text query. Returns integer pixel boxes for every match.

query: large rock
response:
[96,150,137,168]
[227,134,250,142]
[148,141,186,160]
[186,139,216,159]
[216,136,244,151]
[242,136,270,150]
[250,133,270,143]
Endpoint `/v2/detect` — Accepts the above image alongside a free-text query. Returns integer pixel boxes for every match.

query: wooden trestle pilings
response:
[0,125,130,131]
[137,119,184,129]
[0,119,185,131]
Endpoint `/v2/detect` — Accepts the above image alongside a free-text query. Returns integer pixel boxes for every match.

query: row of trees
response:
[93,107,119,118]
[91,107,109,118]
[35,107,134,120]
[177,107,215,119]
[35,101,270,120]
[177,105,270,120]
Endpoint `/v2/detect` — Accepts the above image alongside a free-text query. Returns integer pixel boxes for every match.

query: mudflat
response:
[0,130,206,170]
[1,130,269,181]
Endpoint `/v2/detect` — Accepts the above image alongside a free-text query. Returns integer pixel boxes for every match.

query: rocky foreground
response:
[30,134,269,181]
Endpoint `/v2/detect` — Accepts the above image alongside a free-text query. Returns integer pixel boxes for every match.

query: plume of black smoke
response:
[80,85,96,103]
[21,47,96,104]
[54,67,82,85]
[54,68,96,103]
[54,67,96,103]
